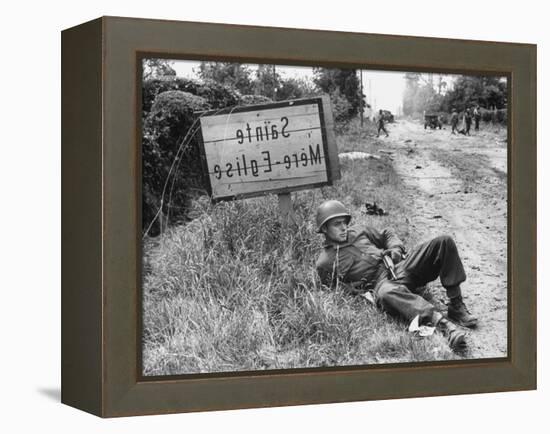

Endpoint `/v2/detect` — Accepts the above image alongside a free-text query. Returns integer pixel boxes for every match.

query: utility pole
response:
[369,78,374,121]
[272,65,277,100]
[369,79,372,121]
[360,69,364,127]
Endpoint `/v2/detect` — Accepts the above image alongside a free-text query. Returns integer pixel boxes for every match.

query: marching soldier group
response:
[450,105,482,135]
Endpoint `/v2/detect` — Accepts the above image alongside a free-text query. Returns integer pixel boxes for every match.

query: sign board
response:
[199,97,339,201]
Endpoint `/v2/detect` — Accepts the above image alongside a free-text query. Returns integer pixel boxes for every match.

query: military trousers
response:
[374,235,466,324]
[451,122,459,134]
[377,124,388,136]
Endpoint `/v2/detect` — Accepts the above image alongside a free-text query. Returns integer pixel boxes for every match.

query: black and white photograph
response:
[2,0,545,430]
[140,59,508,376]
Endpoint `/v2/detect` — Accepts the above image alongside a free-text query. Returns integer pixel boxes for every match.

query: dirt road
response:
[378,119,508,359]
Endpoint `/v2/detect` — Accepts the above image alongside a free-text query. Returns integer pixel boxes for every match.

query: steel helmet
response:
[315,200,351,233]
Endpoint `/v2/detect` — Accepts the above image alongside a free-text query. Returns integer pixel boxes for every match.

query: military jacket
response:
[451,112,459,124]
[316,225,405,290]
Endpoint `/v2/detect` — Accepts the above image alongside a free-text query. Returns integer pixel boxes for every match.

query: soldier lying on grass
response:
[315,200,478,351]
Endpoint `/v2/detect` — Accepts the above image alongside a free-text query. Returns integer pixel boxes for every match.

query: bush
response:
[142,76,241,116]
[313,68,363,122]
[239,94,273,106]
[275,77,317,101]
[480,108,507,124]
[142,90,210,235]
[329,89,354,131]
[142,78,245,235]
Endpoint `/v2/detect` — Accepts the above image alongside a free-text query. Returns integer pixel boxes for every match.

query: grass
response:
[142,119,458,376]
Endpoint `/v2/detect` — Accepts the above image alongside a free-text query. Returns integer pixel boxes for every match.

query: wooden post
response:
[277,192,295,223]
[360,69,364,128]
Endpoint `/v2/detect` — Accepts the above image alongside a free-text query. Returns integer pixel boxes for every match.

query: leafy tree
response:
[276,77,317,101]
[254,64,281,99]
[313,68,364,121]
[327,89,353,126]
[436,75,448,95]
[142,59,176,80]
[402,72,506,120]
[443,76,507,111]
[403,72,448,115]
[196,62,254,95]
[402,72,421,116]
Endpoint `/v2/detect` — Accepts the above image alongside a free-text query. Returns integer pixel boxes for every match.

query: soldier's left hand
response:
[383,249,402,264]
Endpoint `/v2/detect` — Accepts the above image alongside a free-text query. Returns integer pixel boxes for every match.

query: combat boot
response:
[447,297,478,328]
[437,317,467,351]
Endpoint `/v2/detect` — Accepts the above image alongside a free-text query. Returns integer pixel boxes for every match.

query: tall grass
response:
[142,120,458,375]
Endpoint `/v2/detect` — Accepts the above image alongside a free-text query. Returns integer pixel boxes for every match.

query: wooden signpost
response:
[199,96,340,219]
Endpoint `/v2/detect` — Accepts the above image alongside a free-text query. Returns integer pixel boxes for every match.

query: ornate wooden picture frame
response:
[61,16,536,417]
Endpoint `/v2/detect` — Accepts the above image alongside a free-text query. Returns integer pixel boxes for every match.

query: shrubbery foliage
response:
[402,73,507,122]
[142,77,242,235]
[142,66,364,234]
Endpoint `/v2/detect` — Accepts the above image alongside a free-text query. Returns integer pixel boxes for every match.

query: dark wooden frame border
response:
[61,16,536,417]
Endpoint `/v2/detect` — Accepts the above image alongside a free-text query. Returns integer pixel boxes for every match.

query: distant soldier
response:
[464,108,472,136]
[450,108,459,134]
[376,109,389,138]
[474,105,481,131]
